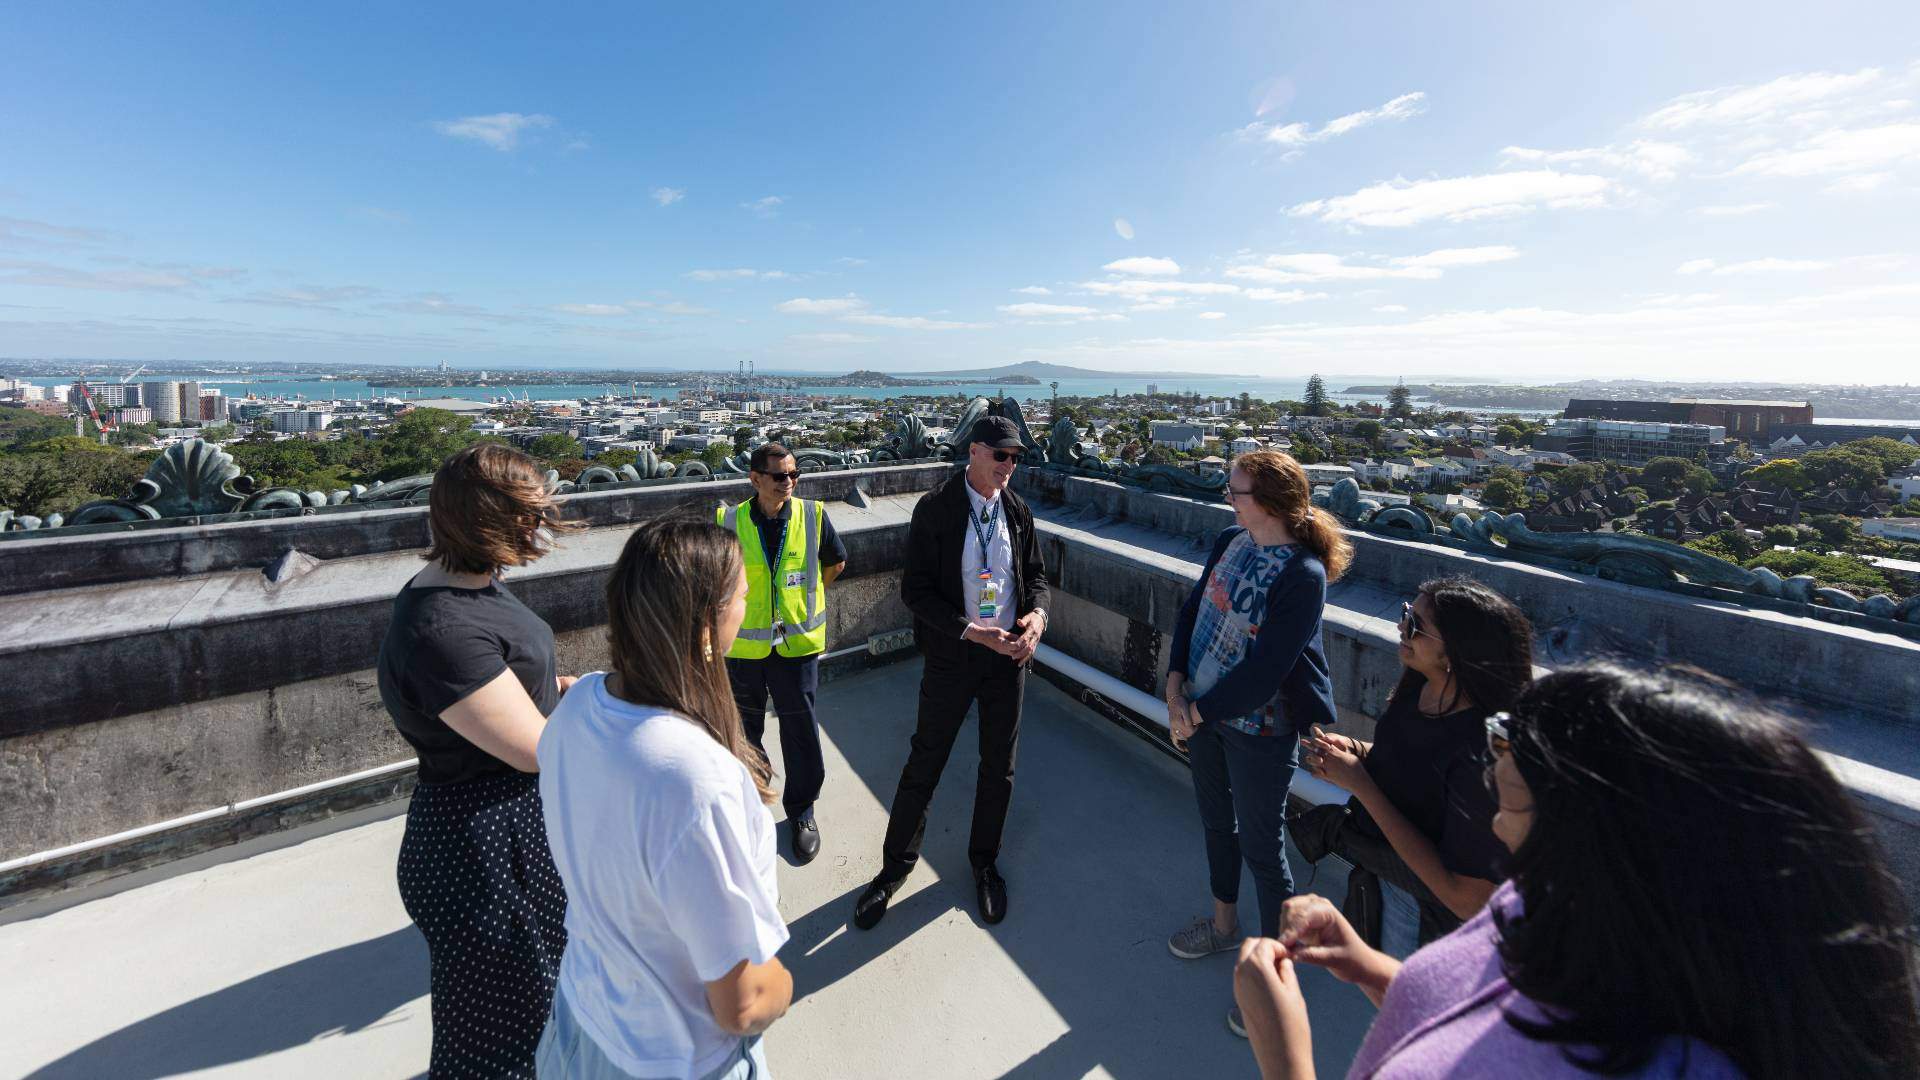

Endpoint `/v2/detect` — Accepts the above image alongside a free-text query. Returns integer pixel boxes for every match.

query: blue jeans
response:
[1188,721,1300,938]
[1379,878,1422,960]
[536,985,768,1080]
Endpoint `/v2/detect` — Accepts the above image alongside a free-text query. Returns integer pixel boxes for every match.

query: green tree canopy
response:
[1743,459,1810,493]
[1303,375,1330,416]
[1800,447,1885,492]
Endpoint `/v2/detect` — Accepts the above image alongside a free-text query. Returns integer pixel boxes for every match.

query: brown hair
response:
[426,443,577,574]
[604,517,776,804]
[1233,449,1353,581]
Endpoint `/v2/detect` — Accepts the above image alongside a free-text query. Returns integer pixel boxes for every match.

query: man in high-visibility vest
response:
[718,442,847,864]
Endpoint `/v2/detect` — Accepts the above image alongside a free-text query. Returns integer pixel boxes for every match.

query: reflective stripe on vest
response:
[717,498,827,658]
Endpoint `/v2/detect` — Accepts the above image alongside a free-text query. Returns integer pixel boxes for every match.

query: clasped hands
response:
[963,610,1045,663]
[1165,675,1204,751]
[1299,725,1368,790]
[1232,895,1399,1078]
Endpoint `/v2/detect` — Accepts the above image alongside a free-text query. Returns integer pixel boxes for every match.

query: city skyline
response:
[2,3,1918,380]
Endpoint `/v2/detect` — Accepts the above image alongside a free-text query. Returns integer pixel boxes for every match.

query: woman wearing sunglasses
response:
[1234,662,1920,1079]
[1164,449,1353,1037]
[1299,579,1533,956]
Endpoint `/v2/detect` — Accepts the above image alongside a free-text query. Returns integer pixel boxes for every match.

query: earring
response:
[703,635,714,663]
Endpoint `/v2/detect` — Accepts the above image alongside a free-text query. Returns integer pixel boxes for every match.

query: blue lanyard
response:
[758,502,792,624]
[969,498,1001,574]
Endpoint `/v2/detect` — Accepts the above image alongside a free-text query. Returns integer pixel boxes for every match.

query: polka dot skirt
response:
[398,771,568,1079]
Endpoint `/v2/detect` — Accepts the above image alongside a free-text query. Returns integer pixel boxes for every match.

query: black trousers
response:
[880,644,1026,880]
[727,652,825,816]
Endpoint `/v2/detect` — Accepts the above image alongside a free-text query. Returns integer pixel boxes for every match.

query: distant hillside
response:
[916,361,1156,380]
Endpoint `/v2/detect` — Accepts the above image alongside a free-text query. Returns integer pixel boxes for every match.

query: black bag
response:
[1288,798,1464,950]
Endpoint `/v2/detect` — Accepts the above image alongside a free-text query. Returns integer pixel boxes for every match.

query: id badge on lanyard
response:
[977,569,1001,621]
[972,500,1003,621]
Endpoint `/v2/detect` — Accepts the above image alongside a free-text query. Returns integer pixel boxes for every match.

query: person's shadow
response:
[24,926,426,1079]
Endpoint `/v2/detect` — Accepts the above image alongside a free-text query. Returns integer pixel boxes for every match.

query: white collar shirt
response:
[961,480,1017,633]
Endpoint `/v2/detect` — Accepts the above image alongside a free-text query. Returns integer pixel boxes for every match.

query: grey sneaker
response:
[1227,1006,1248,1038]
[1168,915,1242,959]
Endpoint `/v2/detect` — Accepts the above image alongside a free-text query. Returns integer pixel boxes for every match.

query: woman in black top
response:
[1300,577,1531,954]
[377,443,577,1079]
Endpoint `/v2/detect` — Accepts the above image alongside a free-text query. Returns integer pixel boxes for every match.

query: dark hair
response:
[604,518,775,804]
[750,442,793,473]
[1232,450,1353,581]
[1495,662,1920,1078]
[426,443,576,574]
[1388,578,1534,714]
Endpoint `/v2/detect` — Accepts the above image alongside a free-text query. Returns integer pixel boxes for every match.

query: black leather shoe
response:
[853,875,901,930]
[789,809,820,865]
[976,864,1008,925]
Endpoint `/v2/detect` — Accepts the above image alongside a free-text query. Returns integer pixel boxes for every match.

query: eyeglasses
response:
[755,469,800,483]
[1225,487,1256,501]
[991,450,1023,464]
[1399,601,1431,641]
[1485,712,1512,759]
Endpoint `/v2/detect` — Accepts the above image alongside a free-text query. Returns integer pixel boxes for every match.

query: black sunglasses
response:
[755,468,800,483]
[1399,600,1430,641]
[1485,712,1512,759]
[991,450,1023,464]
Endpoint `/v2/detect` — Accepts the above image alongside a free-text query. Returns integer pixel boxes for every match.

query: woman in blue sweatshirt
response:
[1163,449,1352,1038]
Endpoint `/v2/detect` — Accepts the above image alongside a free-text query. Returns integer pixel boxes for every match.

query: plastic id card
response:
[784,570,808,588]
[977,579,1001,620]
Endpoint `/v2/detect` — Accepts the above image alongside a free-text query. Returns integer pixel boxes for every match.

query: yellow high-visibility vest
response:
[717,497,828,659]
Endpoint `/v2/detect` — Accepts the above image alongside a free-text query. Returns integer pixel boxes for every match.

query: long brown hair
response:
[1234,449,1353,581]
[426,442,578,574]
[604,517,776,804]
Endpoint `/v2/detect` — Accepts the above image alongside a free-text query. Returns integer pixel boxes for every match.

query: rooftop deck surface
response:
[1,660,1374,1080]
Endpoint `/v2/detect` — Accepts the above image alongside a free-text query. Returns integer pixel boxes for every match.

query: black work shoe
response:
[789,809,821,865]
[975,864,1008,925]
[853,875,901,930]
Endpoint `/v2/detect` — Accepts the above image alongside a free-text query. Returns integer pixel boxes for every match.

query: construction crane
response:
[72,380,113,444]
[121,363,148,383]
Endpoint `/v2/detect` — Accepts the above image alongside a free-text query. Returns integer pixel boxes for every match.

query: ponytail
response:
[1295,505,1353,582]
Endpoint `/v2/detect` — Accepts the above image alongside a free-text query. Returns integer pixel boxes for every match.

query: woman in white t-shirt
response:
[536,518,793,1080]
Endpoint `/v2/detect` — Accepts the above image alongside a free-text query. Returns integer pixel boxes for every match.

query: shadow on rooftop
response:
[24,926,426,1080]
[778,661,1377,1079]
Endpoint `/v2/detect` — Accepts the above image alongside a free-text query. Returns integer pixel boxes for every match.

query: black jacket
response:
[901,470,1051,660]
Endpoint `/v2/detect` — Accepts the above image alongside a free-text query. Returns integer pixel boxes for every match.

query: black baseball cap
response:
[968,416,1024,451]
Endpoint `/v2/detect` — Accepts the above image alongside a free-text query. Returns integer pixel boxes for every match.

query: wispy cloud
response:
[776,295,866,315]
[1243,288,1329,303]
[551,299,711,317]
[1014,285,1053,295]
[650,187,685,207]
[842,313,987,330]
[1290,170,1614,227]
[1373,304,1409,313]
[742,195,785,218]
[1226,246,1519,284]
[374,293,527,323]
[789,332,875,345]
[1079,279,1240,298]
[225,284,380,311]
[1643,68,1888,130]
[0,258,235,292]
[1696,202,1778,216]
[998,302,1126,323]
[0,216,115,251]
[688,268,789,282]
[433,112,555,151]
[1240,92,1426,149]
[1197,311,1228,320]
[1500,140,1690,182]
[1113,218,1135,241]
[1730,122,1920,179]
[1677,257,1832,275]
[1102,256,1181,276]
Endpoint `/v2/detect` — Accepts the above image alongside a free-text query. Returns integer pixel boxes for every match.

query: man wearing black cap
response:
[854,415,1051,929]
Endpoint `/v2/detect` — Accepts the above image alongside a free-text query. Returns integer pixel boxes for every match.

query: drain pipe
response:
[1031,642,1349,807]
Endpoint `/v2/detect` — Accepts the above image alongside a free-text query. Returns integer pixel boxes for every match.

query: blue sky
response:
[2,2,1918,381]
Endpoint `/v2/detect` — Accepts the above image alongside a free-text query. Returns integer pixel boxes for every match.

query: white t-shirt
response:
[537,673,789,1080]
[961,481,1017,632]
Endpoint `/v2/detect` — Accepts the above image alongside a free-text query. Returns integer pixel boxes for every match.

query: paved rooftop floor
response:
[1,659,1375,1079]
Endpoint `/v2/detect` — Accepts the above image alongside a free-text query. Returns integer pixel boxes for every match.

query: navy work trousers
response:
[727,652,825,817]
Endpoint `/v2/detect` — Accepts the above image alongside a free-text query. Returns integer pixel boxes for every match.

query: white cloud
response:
[1103,256,1181,275]
[1000,302,1098,317]
[1373,304,1408,313]
[1014,285,1053,295]
[0,258,231,293]
[551,299,710,317]
[1226,246,1518,285]
[1677,257,1832,275]
[776,295,867,315]
[1241,92,1426,147]
[689,268,788,282]
[1079,279,1240,298]
[842,313,987,331]
[0,216,114,250]
[1114,218,1135,240]
[224,284,379,311]
[1197,311,1228,320]
[742,195,785,218]
[1290,170,1615,227]
[1826,172,1894,194]
[1643,68,1887,130]
[1697,202,1778,216]
[1500,140,1691,182]
[789,332,874,345]
[1244,288,1329,303]
[552,303,629,316]
[433,112,555,151]
[1731,122,1920,178]
[650,187,685,207]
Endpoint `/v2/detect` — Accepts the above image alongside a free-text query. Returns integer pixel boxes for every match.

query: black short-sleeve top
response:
[377,579,560,787]
[1355,672,1508,882]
